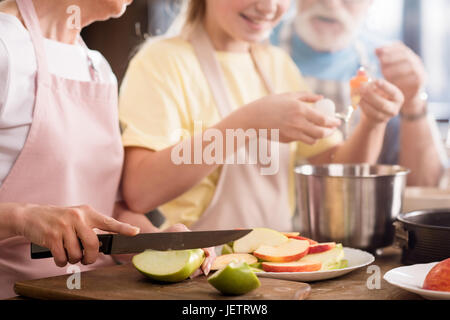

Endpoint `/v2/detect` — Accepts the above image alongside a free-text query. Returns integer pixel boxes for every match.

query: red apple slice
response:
[211,253,258,271]
[233,228,288,253]
[253,239,310,262]
[308,242,336,254]
[262,261,322,272]
[288,235,318,245]
[423,258,450,292]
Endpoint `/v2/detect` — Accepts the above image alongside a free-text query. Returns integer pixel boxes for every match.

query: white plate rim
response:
[383,263,450,299]
[254,247,375,276]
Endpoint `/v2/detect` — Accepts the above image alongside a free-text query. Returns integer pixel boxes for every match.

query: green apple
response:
[132,249,205,282]
[250,262,263,269]
[208,262,261,295]
[221,244,234,255]
[300,243,345,271]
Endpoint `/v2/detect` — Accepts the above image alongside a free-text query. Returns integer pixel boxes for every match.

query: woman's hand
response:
[241,92,341,144]
[13,204,140,267]
[359,79,404,126]
[164,223,216,278]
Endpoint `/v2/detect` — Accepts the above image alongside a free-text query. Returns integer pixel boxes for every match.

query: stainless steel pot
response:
[295,164,410,251]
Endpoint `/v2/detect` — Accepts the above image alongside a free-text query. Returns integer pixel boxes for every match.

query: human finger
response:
[63,229,83,265]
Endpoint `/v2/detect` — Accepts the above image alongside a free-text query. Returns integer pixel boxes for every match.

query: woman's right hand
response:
[242,92,341,144]
[13,204,140,267]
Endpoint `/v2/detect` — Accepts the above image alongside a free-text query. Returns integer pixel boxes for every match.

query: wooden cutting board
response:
[14,263,310,300]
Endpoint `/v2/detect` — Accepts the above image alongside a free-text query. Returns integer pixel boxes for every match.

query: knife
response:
[30,229,252,259]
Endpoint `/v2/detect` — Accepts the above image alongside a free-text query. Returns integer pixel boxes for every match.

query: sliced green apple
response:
[132,249,205,282]
[211,253,258,271]
[233,228,288,253]
[208,262,261,295]
[300,243,345,271]
[221,244,234,255]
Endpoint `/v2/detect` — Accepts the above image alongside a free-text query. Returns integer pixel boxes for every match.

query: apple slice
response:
[253,239,310,262]
[262,261,322,272]
[300,244,345,271]
[288,235,318,245]
[308,242,336,254]
[282,232,300,237]
[233,228,288,253]
[211,253,258,271]
[423,258,450,292]
[132,249,204,282]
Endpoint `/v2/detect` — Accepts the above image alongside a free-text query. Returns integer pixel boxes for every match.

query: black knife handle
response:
[30,234,114,259]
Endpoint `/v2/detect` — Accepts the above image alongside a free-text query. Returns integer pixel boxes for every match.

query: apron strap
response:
[187,23,274,117]
[78,36,101,83]
[16,0,50,84]
[16,0,99,83]
[187,24,235,117]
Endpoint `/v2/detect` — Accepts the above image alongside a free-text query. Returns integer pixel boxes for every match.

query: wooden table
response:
[10,247,421,300]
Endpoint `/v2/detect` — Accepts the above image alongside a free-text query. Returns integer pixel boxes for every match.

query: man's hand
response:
[376,42,427,114]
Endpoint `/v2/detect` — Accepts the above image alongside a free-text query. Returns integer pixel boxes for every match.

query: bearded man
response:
[272,0,448,186]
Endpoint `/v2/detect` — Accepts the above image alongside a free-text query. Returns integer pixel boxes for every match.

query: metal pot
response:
[394,209,450,265]
[295,164,409,251]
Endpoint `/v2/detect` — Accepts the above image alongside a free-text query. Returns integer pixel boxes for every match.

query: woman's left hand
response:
[164,223,216,278]
[359,79,404,125]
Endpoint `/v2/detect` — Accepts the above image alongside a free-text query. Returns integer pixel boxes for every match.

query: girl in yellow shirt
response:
[119,0,404,231]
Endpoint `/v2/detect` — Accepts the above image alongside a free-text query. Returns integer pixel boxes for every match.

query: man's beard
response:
[295,4,364,52]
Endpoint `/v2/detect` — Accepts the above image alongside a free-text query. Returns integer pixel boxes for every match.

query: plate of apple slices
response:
[215,228,375,282]
[383,259,450,300]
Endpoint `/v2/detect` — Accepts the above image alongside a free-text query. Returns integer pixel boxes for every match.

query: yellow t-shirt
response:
[119,37,342,228]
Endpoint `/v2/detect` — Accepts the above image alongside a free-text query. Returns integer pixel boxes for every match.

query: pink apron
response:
[0,0,123,299]
[186,25,293,232]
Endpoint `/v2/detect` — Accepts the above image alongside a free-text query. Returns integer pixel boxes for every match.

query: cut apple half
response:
[262,261,322,273]
[211,253,258,271]
[253,239,310,262]
[233,228,288,253]
[132,249,205,282]
[308,242,336,254]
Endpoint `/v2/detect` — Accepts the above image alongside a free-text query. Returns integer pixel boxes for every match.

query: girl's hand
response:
[164,223,216,278]
[244,92,341,144]
[14,204,140,267]
[359,79,404,125]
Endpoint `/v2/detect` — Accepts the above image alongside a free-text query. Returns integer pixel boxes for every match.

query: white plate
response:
[383,263,450,300]
[255,247,374,282]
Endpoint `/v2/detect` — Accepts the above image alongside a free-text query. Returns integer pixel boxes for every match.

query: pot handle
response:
[393,221,409,249]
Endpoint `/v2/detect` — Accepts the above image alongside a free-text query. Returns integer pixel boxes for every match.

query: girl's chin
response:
[239,30,272,43]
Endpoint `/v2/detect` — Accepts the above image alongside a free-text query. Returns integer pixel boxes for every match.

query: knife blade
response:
[30,229,252,259]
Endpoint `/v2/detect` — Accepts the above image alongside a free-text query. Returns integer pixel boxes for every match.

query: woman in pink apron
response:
[0,0,212,299]
[119,0,405,232]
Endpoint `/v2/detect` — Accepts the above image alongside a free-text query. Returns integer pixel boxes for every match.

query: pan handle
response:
[393,221,409,249]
